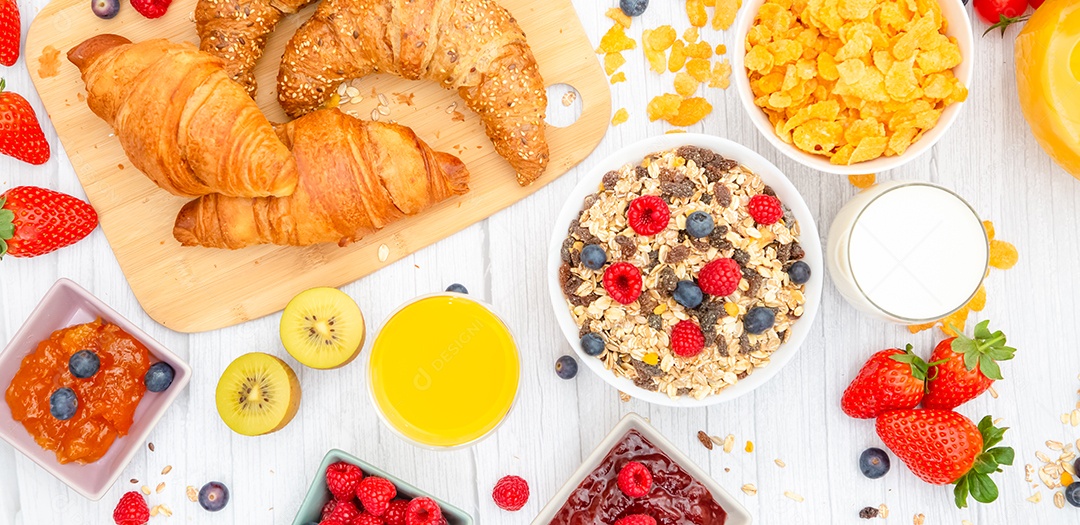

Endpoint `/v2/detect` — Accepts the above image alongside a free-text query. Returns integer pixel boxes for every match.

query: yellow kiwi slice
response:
[279,287,366,369]
[215,352,301,436]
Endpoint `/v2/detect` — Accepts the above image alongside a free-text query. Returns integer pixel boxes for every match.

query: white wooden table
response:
[2,1,1078,524]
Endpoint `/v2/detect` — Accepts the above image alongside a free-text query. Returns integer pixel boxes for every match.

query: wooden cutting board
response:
[25,0,610,333]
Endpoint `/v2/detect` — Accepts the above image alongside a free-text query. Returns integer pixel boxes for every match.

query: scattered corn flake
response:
[647,25,678,52]
[647,93,683,122]
[989,240,1018,269]
[605,7,632,28]
[848,173,876,189]
[713,0,741,30]
[604,52,627,76]
[687,0,709,27]
[610,72,627,84]
[665,129,687,134]
[1028,491,1042,503]
[597,24,637,54]
[669,40,688,72]
[745,440,754,453]
[686,41,713,59]
[686,58,712,82]
[667,97,713,126]
[983,220,995,240]
[675,71,699,97]
[683,27,699,43]
[612,108,630,126]
[742,483,758,495]
[784,491,804,502]
[709,60,732,89]
[619,391,631,402]
[716,43,727,55]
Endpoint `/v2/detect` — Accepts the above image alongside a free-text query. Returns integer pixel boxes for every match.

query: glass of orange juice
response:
[368,293,520,449]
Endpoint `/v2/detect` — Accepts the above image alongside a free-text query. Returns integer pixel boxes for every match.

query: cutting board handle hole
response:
[544,83,582,128]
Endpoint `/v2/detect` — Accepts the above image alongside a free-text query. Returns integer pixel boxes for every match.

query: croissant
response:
[276,0,549,186]
[67,35,298,199]
[195,0,316,98]
[173,108,469,249]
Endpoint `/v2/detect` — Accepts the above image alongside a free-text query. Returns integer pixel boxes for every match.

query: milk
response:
[827,181,988,323]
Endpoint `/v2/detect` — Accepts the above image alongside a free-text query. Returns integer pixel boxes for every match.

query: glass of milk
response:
[826,181,989,324]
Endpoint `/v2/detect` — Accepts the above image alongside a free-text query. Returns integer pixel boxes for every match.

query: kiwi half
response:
[215,352,301,436]
[279,287,366,369]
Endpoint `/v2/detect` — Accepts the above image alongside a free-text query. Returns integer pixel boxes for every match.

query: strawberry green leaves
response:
[954,416,1014,509]
[950,320,1015,381]
[0,196,12,258]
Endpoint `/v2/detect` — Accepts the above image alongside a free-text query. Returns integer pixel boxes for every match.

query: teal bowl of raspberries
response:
[293,449,474,524]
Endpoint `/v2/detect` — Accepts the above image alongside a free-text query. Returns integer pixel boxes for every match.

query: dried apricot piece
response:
[847,173,875,189]
[669,40,688,72]
[647,93,683,121]
[604,53,626,76]
[667,97,713,126]
[988,240,1018,270]
[611,108,630,126]
[686,58,712,82]
[687,0,708,27]
[597,24,636,54]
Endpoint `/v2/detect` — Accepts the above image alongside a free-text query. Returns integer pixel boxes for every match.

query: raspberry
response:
[327,500,360,523]
[492,475,530,512]
[129,0,171,18]
[383,500,409,525]
[614,515,657,525]
[603,262,643,304]
[670,320,704,357]
[351,514,384,525]
[617,461,653,497]
[321,521,347,525]
[405,497,443,525]
[627,195,671,235]
[747,194,783,225]
[697,258,741,296]
[357,477,397,517]
[322,500,339,520]
[113,491,150,525]
[327,461,364,501]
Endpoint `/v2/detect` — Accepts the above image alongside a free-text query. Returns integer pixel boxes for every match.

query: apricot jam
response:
[5,319,150,464]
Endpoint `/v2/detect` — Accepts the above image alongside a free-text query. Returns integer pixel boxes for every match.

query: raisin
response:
[746,273,764,296]
[738,333,751,355]
[633,360,663,378]
[648,314,663,331]
[615,235,637,259]
[697,306,720,332]
[790,242,805,260]
[661,180,695,200]
[741,266,757,280]
[736,371,749,380]
[776,243,792,263]
[634,165,649,179]
[559,262,571,286]
[657,267,678,295]
[664,245,690,264]
[569,248,581,267]
[676,387,692,396]
[762,185,776,197]
[700,193,713,205]
[582,194,598,211]
[639,293,659,314]
[572,217,599,244]
[690,237,711,252]
[715,334,727,356]
[569,293,598,307]
[659,167,682,183]
[858,508,879,519]
[708,228,730,249]
[676,145,714,168]
[602,170,620,190]
[713,184,732,207]
[634,375,658,391]
[702,325,717,347]
[560,237,574,264]
[732,249,750,266]
[578,321,592,338]
[645,250,660,272]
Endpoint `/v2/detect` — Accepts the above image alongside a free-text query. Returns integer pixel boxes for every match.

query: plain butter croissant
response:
[173,108,469,249]
[67,35,298,199]
[275,0,549,186]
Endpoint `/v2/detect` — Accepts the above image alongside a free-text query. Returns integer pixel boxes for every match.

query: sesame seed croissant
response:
[67,35,298,199]
[276,0,549,186]
[173,108,470,249]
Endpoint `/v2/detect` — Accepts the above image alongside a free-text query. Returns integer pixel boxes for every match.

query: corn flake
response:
[668,97,713,126]
[847,173,876,188]
[669,40,689,72]
[687,58,712,81]
[675,71,700,97]
[604,53,626,76]
[647,94,683,121]
[709,60,733,89]
[612,108,630,126]
[610,72,627,84]
[713,0,742,30]
[687,0,709,27]
[598,24,636,54]
[605,7,632,29]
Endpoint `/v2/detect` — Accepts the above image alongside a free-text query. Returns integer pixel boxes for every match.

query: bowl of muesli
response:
[548,134,822,406]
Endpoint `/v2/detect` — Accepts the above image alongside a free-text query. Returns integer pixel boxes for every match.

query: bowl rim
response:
[292,448,475,525]
[731,0,975,175]
[365,292,521,450]
[546,133,823,407]
[0,278,191,500]
[530,412,753,525]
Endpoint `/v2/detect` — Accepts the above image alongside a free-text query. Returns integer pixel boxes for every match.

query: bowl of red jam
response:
[0,278,191,500]
[533,413,752,525]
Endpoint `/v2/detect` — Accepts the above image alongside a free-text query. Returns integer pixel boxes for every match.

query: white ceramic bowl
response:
[532,412,753,525]
[731,0,974,175]
[547,134,823,407]
[0,278,191,500]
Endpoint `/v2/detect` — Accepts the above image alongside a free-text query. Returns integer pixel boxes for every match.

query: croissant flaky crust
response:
[67,35,298,199]
[173,108,470,249]
[276,0,549,186]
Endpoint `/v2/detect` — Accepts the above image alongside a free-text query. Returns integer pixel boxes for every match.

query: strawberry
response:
[923,320,1015,410]
[840,345,934,419]
[113,491,150,525]
[0,79,50,165]
[0,0,18,66]
[326,461,364,501]
[876,410,1013,508]
[357,476,396,517]
[0,186,97,258]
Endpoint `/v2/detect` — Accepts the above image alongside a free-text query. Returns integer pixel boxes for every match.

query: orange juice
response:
[369,295,519,448]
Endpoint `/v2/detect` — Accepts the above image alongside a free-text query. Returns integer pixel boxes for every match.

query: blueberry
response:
[743,307,775,335]
[445,283,469,294]
[787,261,811,285]
[91,0,119,18]
[143,362,175,393]
[555,355,578,379]
[580,332,605,356]
[685,211,715,238]
[49,388,78,420]
[580,244,607,270]
[619,0,648,17]
[859,448,891,479]
[68,350,100,379]
[198,481,230,512]
[1067,482,1080,507]
[673,280,703,309]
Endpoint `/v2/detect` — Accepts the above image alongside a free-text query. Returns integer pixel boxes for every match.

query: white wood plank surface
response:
[2,0,1079,524]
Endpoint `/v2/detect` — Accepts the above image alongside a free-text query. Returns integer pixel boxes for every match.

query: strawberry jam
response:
[6,319,150,464]
[549,429,727,525]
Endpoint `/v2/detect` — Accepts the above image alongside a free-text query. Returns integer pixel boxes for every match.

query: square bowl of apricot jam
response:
[532,412,753,525]
[0,278,191,500]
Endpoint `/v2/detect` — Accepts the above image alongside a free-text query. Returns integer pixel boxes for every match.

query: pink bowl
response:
[0,278,191,500]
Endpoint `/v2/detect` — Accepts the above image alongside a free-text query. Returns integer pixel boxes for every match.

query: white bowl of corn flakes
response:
[732,0,974,174]
[547,134,823,407]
